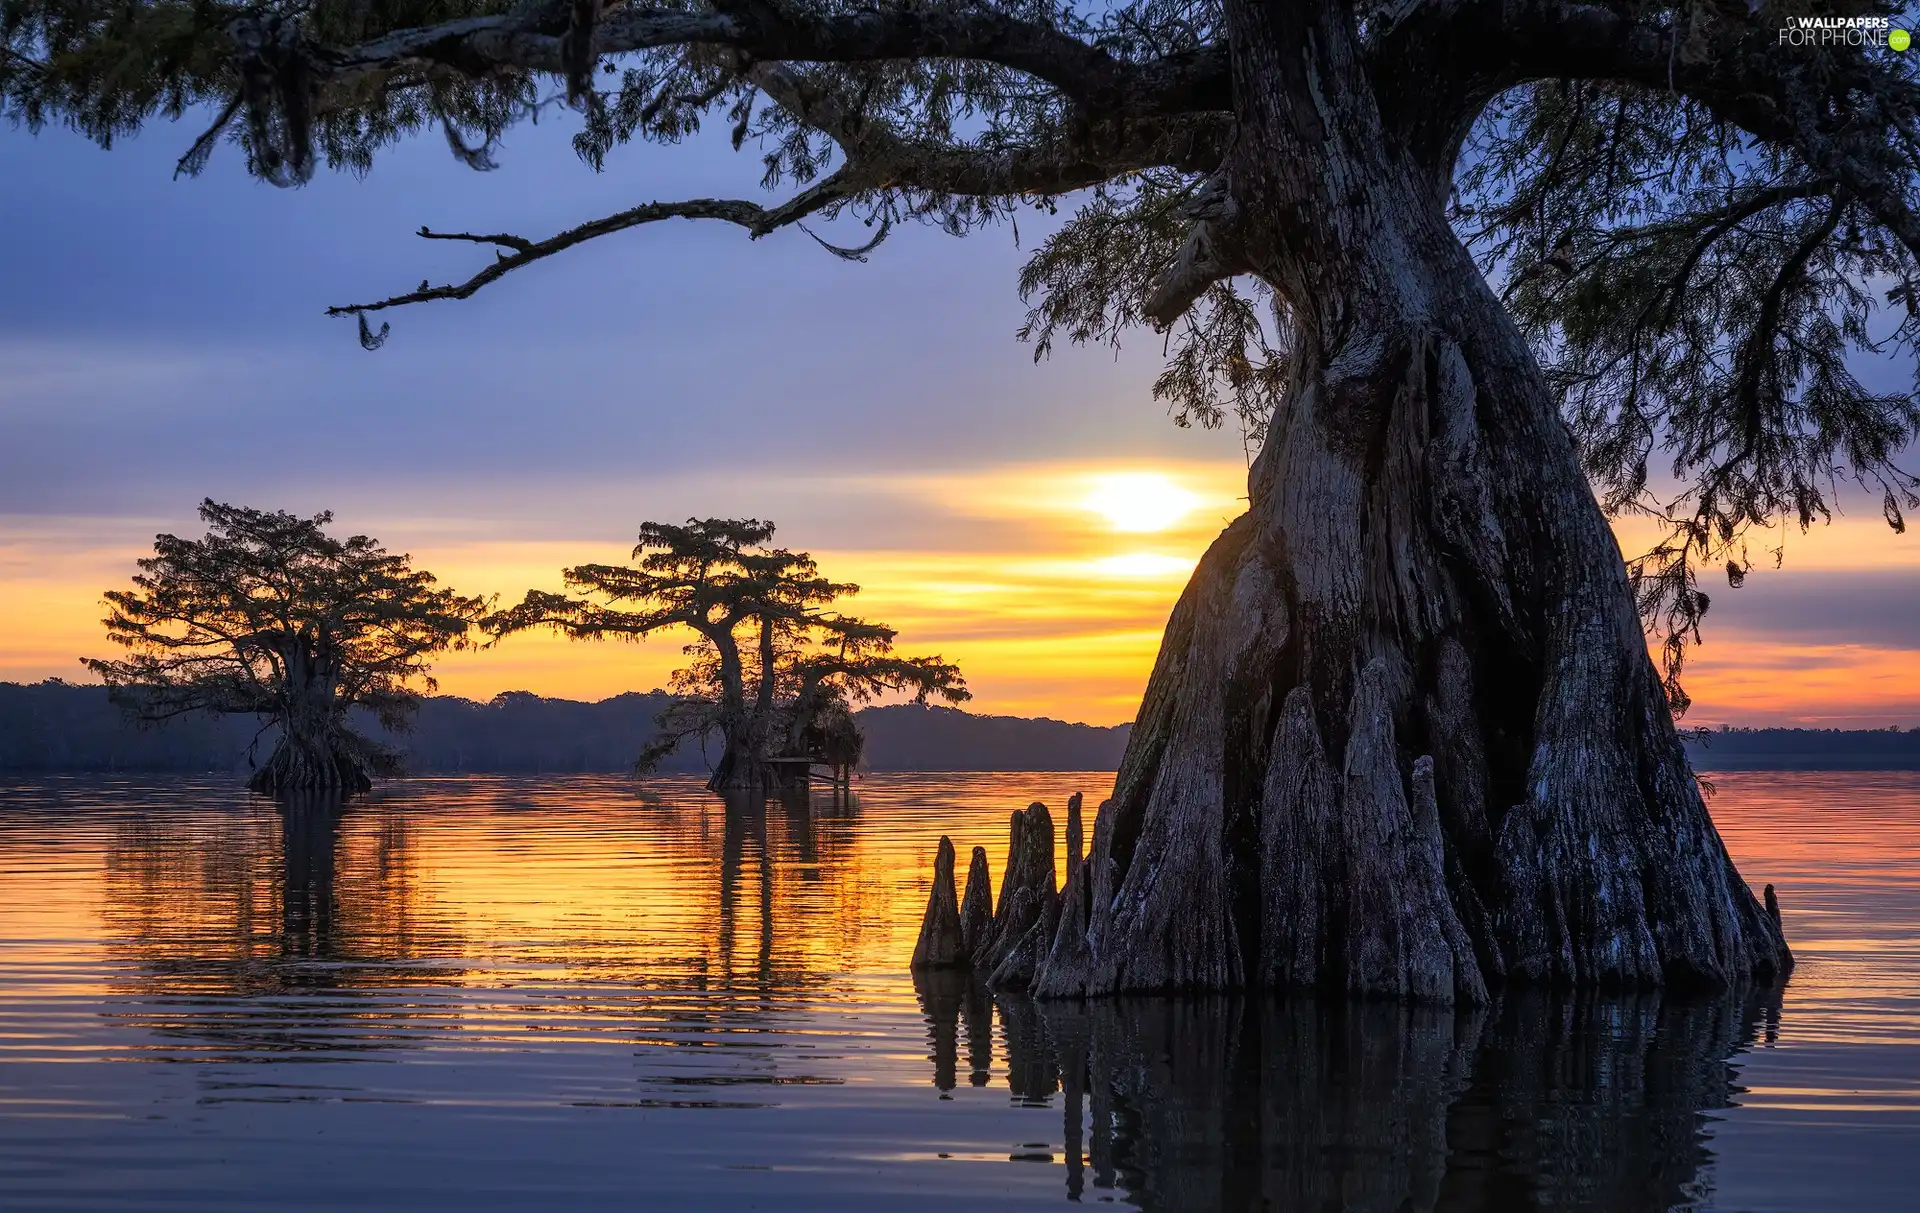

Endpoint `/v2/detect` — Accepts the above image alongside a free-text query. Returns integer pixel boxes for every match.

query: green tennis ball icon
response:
[1893,29,1912,51]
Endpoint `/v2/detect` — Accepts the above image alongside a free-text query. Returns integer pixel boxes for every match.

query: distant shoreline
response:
[2,681,1917,774]
[0,682,1129,775]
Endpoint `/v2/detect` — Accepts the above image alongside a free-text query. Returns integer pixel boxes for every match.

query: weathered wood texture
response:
[1018,0,1789,999]
[979,801,1058,984]
[959,844,995,956]
[249,715,376,796]
[908,0,1790,1004]
[910,834,967,969]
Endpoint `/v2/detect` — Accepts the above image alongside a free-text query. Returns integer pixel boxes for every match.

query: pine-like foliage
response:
[10,0,1918,702]
[485,518,966,783]
[84,499,489,793]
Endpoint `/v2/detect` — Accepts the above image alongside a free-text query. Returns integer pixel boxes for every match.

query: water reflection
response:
[916,975,1780,1211]
[84,781,904,1079]
[4,772,1914,1210]
[100,794,460,991]
[712,788,835,996]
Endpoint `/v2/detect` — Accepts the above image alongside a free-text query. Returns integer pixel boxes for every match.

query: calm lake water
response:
[0,771,1915,1211]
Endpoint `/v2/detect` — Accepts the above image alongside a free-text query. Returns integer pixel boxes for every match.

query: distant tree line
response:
[0,683,1132,776]
[1682,726,1920,771]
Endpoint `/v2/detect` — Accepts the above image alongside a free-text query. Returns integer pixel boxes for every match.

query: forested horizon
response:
[0,681,1132,775]
[3,679,1917,776]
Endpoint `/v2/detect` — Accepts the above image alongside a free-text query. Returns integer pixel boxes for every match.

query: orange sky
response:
[3,459,1916,727]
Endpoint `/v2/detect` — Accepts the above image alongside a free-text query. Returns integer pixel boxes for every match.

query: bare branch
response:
[331,82,1221,321]
[327,185,852,316]
[799,218,891,260]
[417,227,534,252]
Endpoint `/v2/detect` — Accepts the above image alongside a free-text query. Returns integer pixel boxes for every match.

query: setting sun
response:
[1082,472,1203,533]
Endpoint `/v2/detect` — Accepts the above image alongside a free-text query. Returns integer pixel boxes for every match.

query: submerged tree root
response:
[912,678,1790,1003]
[909,322,1793,1003]
[247,728,388,797]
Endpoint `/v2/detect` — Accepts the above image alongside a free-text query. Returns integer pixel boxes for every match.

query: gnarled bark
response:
[1022,0,1789,1001]
[976,801,1057,981]
[249,703,380,796]
[1029,306,1789,996]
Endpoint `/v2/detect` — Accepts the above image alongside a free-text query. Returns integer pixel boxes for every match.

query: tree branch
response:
[1420,1,1920,263]
[311,2,1227,119]
[174,94,243,179]
[326,186,848,316]
[329,94,1222,319]
[1143,171,1248,328]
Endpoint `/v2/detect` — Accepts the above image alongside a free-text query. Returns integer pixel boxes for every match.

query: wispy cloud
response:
[5,118,1918,726]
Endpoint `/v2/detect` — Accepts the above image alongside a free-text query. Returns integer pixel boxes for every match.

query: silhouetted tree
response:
[84,501,488,795]
[487,518,965,790]
[17,0,1901,992]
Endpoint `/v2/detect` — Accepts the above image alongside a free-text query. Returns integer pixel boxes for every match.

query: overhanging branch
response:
[325,178,857,317]
[1143,171,1247,328]
[1420,0,1920,264]
[312,2,1226,119]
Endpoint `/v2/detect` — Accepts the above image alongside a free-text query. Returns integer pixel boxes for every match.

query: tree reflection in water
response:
[279,794,340,957]
[81,777,1782,1209]
[915,973,1782,1211]
[96,793,465,1062]
[91,783,872,1068]
[100,793,456,989]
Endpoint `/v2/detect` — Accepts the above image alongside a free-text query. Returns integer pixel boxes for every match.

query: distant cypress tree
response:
[487,519,966,790]
[85,501,488,795]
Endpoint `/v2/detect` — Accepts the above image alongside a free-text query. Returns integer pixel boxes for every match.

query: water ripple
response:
[0,771,1915,1211]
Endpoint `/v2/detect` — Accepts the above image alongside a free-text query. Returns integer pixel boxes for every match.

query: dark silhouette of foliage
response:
[83,500,488,794]
[486,518,967,789]
[1460,73,1920,711]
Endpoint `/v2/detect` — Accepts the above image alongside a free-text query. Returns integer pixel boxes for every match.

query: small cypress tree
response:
[86,500,488,795]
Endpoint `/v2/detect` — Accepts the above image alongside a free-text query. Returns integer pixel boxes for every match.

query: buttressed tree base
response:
[23,0,1920,995]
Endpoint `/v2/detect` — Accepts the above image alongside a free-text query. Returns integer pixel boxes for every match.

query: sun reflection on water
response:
[0,771,1916,1209]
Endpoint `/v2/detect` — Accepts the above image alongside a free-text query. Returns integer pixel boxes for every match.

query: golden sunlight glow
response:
[3,460,1917,727]
[1092,553,1196,578]
[1081,472,1203,533]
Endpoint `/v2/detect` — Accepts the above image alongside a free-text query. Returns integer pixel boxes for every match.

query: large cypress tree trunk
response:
[250,652,374,796]
[1035,0,1789,998]
[705,628,776,793]
[707,728,782,793]
[250,706,375,795]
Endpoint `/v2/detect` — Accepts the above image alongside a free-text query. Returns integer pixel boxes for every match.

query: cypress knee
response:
[977,801,1058,978]
[1065,792,1084,888]
[959,845,994,956]
[912,835,967,969]
[1033,798,1112,998]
